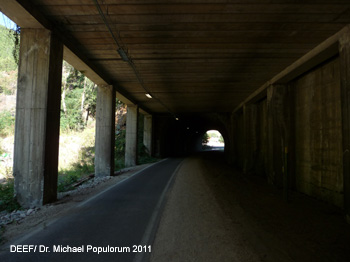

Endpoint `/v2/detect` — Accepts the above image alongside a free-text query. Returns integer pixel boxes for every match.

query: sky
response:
[0,12,17,30]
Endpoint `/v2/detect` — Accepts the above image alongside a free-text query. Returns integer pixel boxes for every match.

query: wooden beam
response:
[0,0,43,28]
[64,22,348,33]
[50,13,345,24]
[0,1,112,85]
[39,4,350,16]
[0,0,149,111]
[70,30,331,40]
[33,0,350,4]
[63,46,107,86]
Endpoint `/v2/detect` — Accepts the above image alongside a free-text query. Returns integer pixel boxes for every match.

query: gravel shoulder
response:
[151,152,350,262]
[0,163,152,247]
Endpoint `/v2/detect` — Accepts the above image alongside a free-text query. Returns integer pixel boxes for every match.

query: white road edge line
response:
[133,159,184,262]
[0,158,168,251]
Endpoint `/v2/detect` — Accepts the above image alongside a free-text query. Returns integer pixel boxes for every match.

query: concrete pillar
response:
[13,29,63,207]
[225,113,236,165]
[125,105,138,167]
[231,113,240,166]
[339,31,350,222]
[94,85,116,177]
[242,105,248,173]
[143,114,153,156]
[243,104,258,174]
[266,84,294,190]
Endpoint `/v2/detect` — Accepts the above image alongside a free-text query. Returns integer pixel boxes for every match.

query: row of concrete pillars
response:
[12,28,153,208]
[225,28,350,223]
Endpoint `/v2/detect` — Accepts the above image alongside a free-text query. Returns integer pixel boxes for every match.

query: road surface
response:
[0,158,183,262]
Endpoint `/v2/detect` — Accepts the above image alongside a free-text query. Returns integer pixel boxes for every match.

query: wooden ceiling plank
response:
[76,37,329,45]
[51,13,349,24]
[81,42,317,49]
[39,4,350,16]
[0,0,43,28]
[64,22,348,32]
[70,30,336,39]
[34,0,350,6]
[10,0,350,114]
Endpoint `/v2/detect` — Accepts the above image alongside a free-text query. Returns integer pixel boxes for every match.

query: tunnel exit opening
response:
[202,130,225,151]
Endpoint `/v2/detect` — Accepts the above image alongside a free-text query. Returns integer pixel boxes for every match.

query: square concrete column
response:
[143,114,153,156]
[227,113,238,165]
[94,85,116,177]
[125,105,138,167]
[339,31,350,222]
[13,29,63,207]
[243,104,258,174]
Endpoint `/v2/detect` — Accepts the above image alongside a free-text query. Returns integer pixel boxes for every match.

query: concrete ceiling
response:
[3,0,350,117]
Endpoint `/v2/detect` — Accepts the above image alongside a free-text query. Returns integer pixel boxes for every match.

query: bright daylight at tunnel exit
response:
[0,1,350,262]
[202,130,225,151]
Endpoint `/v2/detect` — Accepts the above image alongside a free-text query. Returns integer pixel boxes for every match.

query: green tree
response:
[0,25,19,72]
[202,133,209,144]
[60,62,97,131]
[0,111,15,137]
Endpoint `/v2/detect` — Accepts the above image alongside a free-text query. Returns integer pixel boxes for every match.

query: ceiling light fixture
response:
[145,93,152,99]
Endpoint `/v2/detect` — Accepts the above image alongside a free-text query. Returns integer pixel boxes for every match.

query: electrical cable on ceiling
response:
[92,0,178,119]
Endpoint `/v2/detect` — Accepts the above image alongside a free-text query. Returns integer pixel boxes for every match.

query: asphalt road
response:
[0,158,183,262]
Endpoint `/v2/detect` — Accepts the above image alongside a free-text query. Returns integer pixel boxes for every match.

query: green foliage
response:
[219,135,224,143]
[77,146,95,172]
[0,179,21,212]
[84,81,97,119]
[66,67,84,89]
[0,69,17,97]
[58,133,95,192]
[138,144,158,165]
[115,129,126,171]
[115,130,126,158]
[0,142,4,155]
[202,133,209,144]
[60,62,97,132]
[60,88,85,131]
[0,111,15,137]
[208,131,219,138]
[0,25,19,72]
[113,111,158,171]
[57,172,81,192]
[58,147,95,192]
